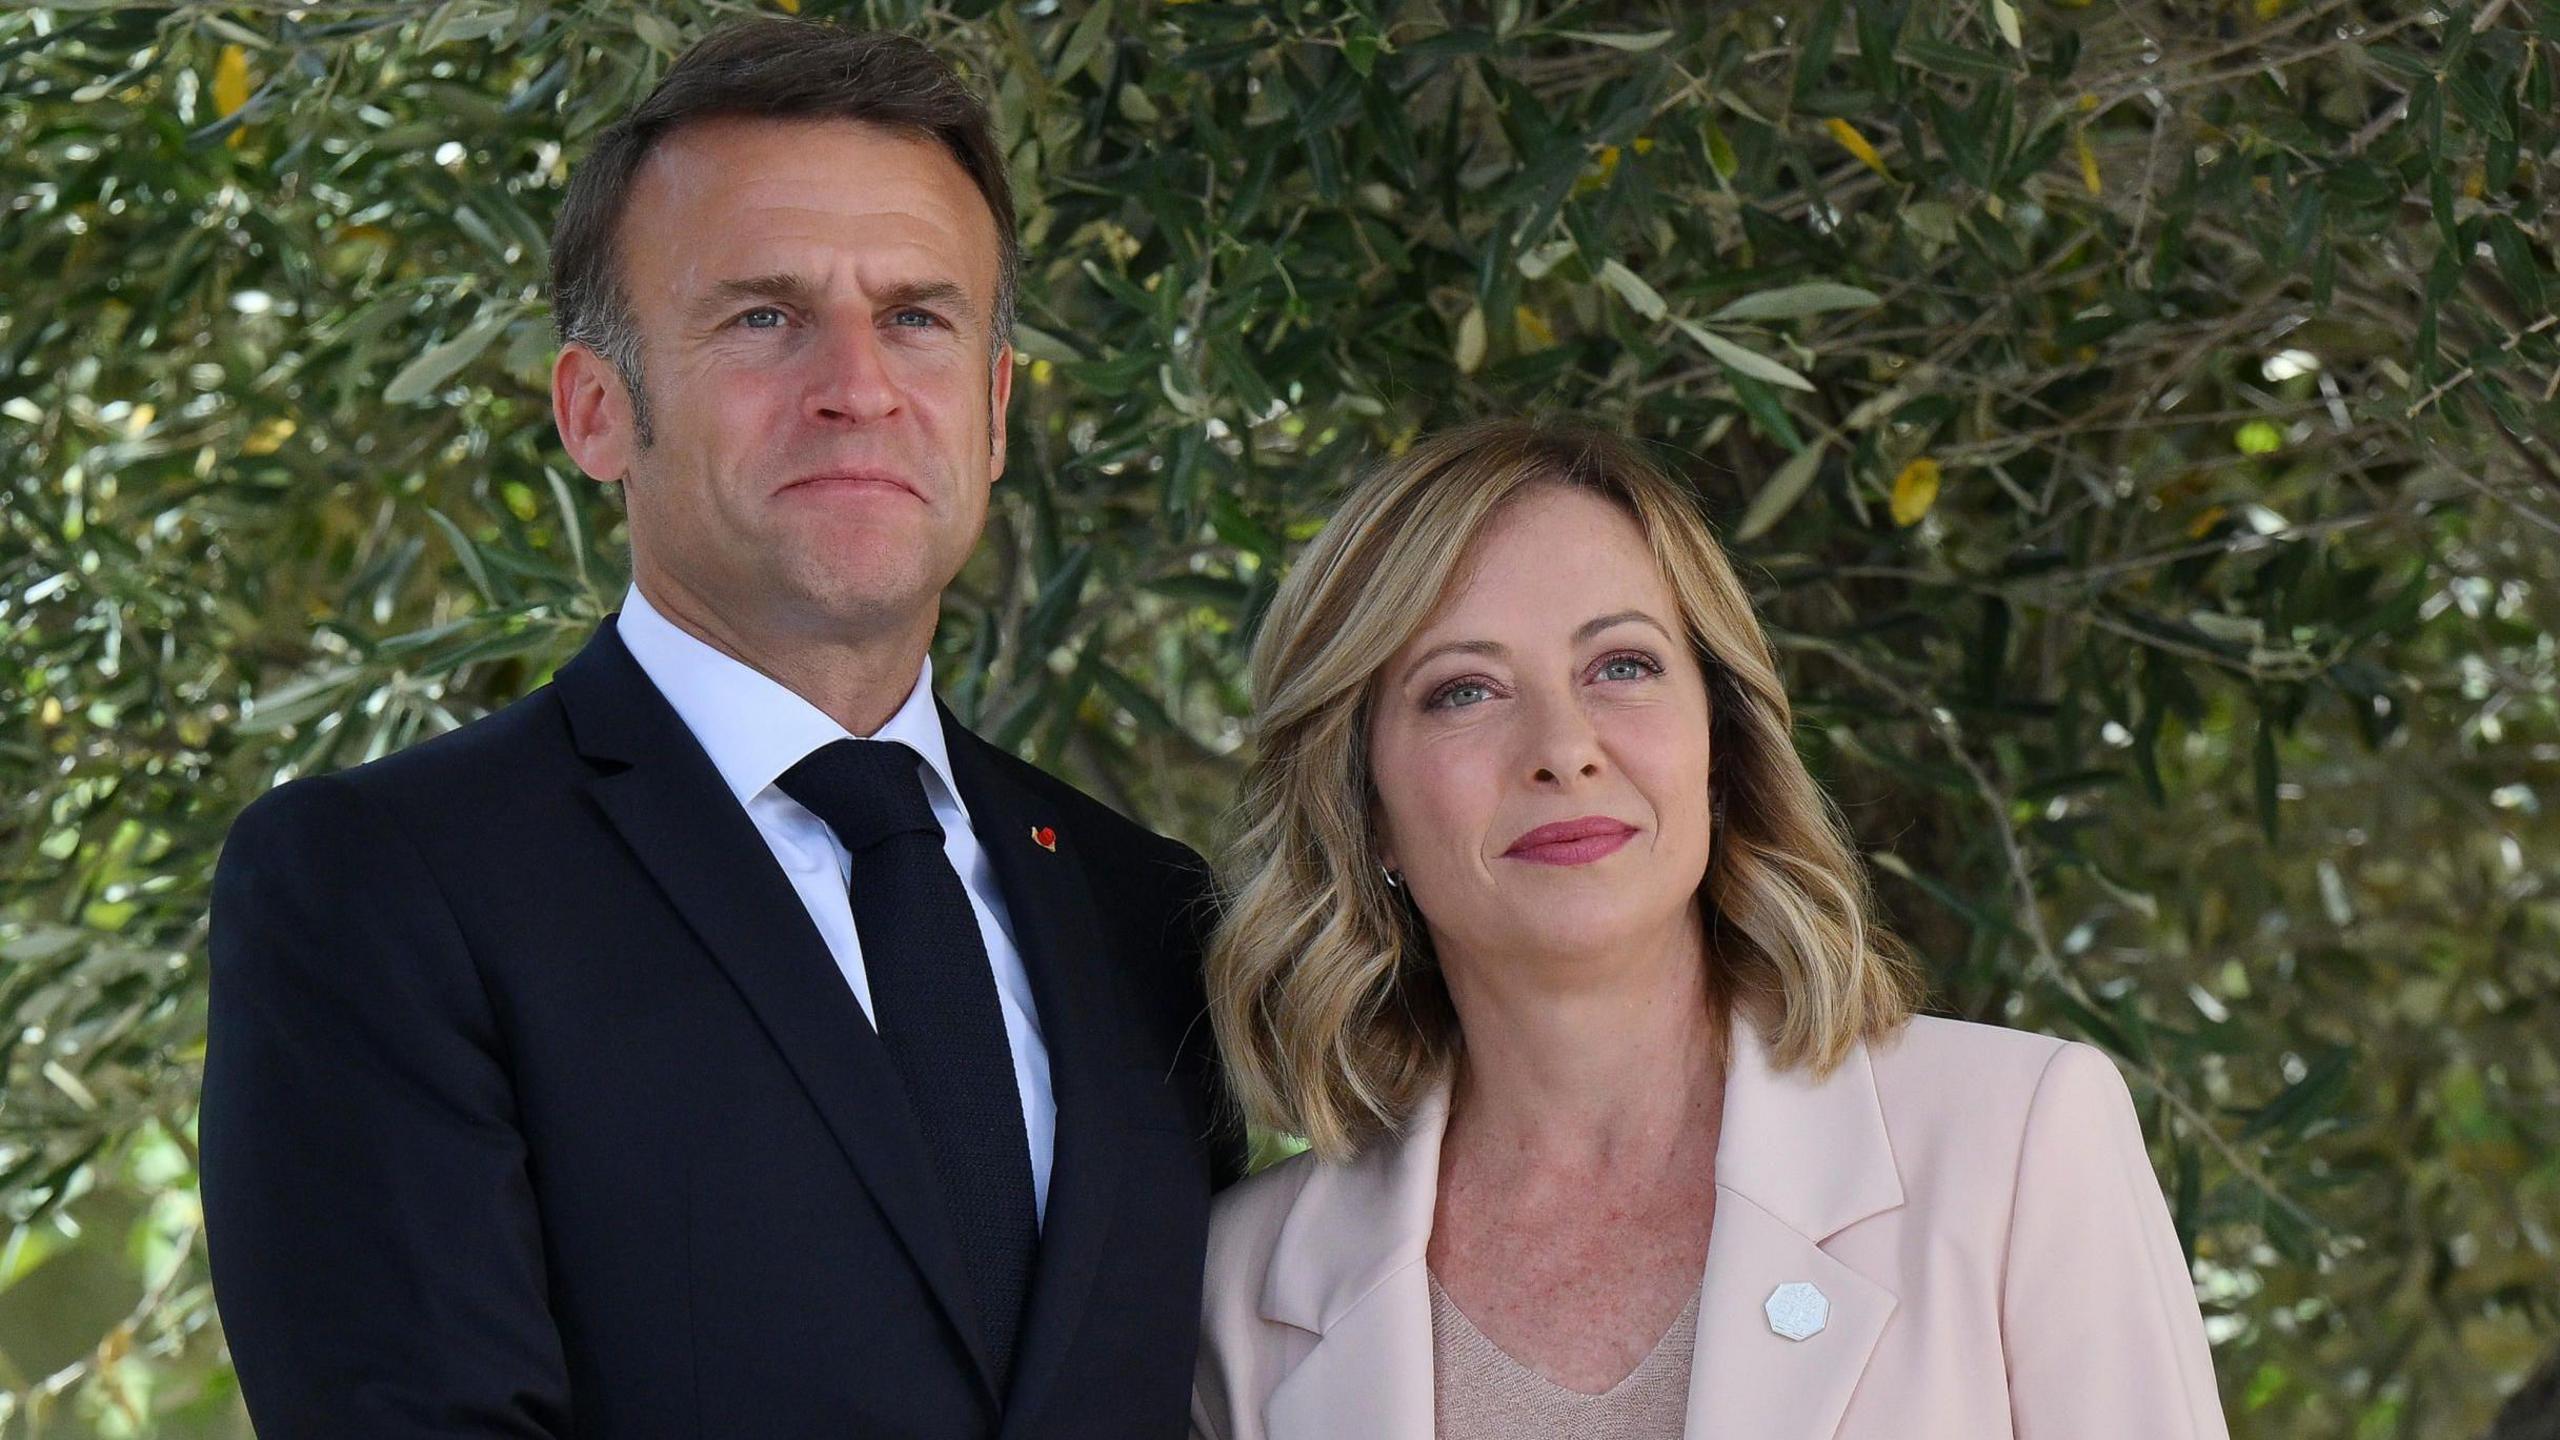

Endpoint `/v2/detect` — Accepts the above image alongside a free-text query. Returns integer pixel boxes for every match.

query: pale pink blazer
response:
[1192,1014,2229,1440]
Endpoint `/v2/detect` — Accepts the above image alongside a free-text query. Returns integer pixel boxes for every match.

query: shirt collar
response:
[615,581,963,818]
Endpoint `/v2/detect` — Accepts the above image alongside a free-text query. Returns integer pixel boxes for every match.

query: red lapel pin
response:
[1031,825,1057,852]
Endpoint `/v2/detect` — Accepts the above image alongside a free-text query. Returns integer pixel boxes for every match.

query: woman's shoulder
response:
[1207,1145,1324,1275]
[1863,1015,2142,1195]
[1869,1012,2082,1090]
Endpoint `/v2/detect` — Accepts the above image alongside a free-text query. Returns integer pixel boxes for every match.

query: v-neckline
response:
[1426,1266,1703,1400]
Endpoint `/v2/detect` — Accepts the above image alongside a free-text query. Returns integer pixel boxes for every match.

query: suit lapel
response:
[937,712,1126,1431]
[1260,1087,1446,1440]
[1684,1017,1905,1440]
[552,619,997,1399]
[1264,1269,1437,1438]
[1249,1018,1905,1440]
[1685,1193,1896,1439]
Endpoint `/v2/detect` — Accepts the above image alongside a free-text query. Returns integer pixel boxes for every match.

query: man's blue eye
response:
[739,307,786,329]
[891,309,939,328]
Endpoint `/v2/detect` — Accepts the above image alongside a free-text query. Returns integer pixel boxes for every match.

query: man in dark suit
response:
[200,21,1237,1438]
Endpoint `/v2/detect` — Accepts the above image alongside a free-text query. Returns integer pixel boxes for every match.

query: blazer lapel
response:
[1260,1087,1446,1440]
[1264,1272,1437,1438]
[937,713,1125,1432]
[551,619,997,1399]
[1248,1020,1902,1440]
[1685,1017,1905,1440]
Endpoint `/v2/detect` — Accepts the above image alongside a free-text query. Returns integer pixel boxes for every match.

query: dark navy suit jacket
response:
[202,616,1239,1438]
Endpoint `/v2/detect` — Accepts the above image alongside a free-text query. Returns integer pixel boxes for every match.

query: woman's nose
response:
[1521,688,1605,785]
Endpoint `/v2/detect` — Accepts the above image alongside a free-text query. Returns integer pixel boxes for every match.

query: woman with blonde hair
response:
[1192,420,2226,1439]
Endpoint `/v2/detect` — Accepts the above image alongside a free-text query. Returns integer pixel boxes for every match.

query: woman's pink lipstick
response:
[1501,816,1638,866]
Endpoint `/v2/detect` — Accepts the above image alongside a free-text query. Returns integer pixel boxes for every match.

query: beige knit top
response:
[1427,1270,1698,1439]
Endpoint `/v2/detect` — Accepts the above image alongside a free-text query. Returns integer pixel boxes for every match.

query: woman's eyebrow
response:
[1396,611,1675,689]
[1398,639,1505,690]
[1574,609,1674,644]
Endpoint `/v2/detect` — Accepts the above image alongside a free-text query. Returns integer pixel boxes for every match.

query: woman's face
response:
[1367,484,1717,977]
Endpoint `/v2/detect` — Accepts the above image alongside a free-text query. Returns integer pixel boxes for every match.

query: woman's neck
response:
[1437,917,1726,1179]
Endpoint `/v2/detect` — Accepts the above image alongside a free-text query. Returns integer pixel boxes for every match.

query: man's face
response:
[563,116,1013,649]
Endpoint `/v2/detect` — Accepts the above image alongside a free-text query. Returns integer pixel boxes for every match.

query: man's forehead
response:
[637,115,978,211]
[619,117,998,295]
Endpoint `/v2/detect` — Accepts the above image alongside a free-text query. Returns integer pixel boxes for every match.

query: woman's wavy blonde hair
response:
[1208,419,1922,1162]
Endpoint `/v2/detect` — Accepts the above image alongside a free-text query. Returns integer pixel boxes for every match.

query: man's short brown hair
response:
[548,21,1017,443]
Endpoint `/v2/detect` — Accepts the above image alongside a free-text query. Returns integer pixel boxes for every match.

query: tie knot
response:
[776,739,940,853]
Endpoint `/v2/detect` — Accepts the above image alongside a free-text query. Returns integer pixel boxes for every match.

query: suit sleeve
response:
[2000,1042,2230,1440]
[201,775,572,1438]
[1161,838,1250,1191]
[1188,1385,1231,1440]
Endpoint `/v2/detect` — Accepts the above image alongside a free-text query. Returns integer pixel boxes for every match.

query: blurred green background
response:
[4,0,2558,1434]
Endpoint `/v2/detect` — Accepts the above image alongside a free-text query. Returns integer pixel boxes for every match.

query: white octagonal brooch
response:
[1764,1281,1829,1341]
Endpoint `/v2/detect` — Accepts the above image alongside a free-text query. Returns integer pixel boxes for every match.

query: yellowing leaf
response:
[1705,121,1738,181]
[1455,304,1487,375]
[2076,127,2102,195]
[1514,306,1556,349]
[1825,118,1891,179]
[776,0,800,10]
[1891,457,1941,526]
[1573,145,1621,197]
[213,45,252,118]
[242,417,296,455]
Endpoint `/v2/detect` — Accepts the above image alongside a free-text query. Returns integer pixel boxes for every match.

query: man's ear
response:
[553,343,634,487]
[987,341,1016,482]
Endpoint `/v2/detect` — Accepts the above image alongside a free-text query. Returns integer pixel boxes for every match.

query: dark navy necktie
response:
[776,738,1037,1392]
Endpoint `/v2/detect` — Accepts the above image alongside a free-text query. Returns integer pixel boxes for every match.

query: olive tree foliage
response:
[2,0,2556,1433]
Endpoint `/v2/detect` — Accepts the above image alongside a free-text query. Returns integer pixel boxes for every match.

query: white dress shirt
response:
[616,582,1055,1222]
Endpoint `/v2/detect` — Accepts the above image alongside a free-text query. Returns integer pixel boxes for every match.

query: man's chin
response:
[768,566,941,637]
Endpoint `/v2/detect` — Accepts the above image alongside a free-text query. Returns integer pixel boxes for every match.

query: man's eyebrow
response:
[870,278,976,322]
[688,274,980,326]
[692,273,821,319]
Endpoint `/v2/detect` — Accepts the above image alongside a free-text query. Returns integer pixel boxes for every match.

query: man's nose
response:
[806,321,900,425]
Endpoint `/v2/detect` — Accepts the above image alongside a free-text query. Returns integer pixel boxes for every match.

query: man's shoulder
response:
[338,681,577,806]
[226,681,578,853]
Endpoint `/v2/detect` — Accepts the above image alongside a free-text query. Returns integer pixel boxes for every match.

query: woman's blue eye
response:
[1597,653,1661,682]
[1431,681,1493,709]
